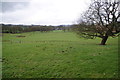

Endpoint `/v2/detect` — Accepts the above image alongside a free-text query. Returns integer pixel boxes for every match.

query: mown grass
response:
[2,31,118,78]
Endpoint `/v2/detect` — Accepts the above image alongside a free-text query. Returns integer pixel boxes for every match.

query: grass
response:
[2,30,118,78]
[0,33,2,79]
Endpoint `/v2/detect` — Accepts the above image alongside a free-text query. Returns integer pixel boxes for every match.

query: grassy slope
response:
[2,31,118,78]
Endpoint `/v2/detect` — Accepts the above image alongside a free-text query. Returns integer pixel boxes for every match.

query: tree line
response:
[1,24,71,33]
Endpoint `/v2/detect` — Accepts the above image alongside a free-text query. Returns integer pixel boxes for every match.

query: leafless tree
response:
[76,0,120,45]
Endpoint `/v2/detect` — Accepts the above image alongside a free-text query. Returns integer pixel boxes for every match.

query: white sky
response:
[0,0,91,25]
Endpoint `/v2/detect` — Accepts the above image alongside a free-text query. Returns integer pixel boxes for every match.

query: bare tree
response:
[76,0,120,45]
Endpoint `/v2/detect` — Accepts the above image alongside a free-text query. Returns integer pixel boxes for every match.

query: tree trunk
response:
[100,36,108,45]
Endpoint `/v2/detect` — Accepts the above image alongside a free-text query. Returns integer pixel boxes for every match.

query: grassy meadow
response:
[2,30,118,78]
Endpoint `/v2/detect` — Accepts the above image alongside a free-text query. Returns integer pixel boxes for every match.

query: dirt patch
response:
[16,35,26,37]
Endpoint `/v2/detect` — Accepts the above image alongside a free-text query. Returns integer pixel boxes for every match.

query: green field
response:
[2,31,118,78]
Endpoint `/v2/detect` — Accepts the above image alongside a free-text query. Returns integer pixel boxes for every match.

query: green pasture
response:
[2,31,118,78]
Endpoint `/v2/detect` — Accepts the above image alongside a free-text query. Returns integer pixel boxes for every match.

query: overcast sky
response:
[0,0,91,25]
